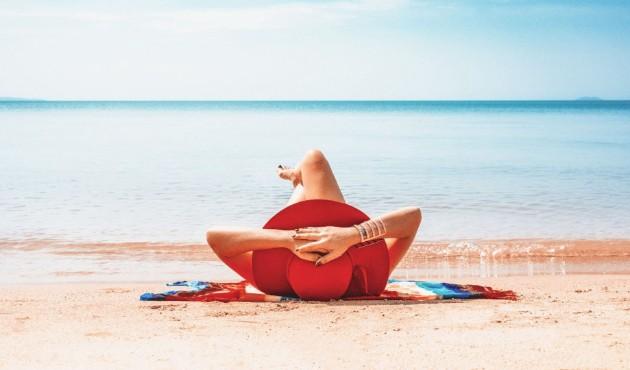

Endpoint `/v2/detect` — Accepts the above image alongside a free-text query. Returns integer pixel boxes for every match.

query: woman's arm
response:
[206,206,421,265]
[206,228,294,258]
[206,227,322,262]
[294,206,421,265]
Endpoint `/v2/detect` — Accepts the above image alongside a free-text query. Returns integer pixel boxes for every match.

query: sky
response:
[1,0,629,100]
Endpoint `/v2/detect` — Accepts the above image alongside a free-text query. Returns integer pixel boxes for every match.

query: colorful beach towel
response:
[140,280,517,302]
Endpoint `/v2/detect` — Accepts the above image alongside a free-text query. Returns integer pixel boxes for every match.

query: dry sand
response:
[1,274,629,369]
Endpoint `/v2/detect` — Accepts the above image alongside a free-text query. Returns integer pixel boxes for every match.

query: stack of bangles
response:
[353,218,387,243]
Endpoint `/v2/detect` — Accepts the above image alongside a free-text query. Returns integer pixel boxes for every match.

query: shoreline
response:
[1,238,628,285]
[2,237,629,258]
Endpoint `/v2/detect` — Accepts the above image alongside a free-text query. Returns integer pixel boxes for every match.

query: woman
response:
[206,149,422,285]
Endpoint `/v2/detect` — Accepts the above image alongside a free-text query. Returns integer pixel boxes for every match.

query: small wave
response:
[408,239,630,259]
[2,238,628,260]
[1,237,629,282]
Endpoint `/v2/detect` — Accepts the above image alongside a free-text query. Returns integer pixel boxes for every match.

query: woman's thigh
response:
[300,150,345,203]
[385,236,414,275]
[220,252,255,283]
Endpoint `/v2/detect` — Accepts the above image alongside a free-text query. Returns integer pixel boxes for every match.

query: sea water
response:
[2,100,630,282]
[1,100,630,243]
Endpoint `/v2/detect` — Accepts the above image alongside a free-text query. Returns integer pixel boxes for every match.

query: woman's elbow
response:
[407,207,422,229]
[205,228,226,255]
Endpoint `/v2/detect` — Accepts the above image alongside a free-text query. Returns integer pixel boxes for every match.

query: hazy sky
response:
[1,0,629,100]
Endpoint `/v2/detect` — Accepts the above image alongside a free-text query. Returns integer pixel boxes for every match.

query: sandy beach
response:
[1,274,629,369]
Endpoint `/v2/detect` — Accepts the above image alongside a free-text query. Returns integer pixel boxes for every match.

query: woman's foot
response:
[277,165,302,188]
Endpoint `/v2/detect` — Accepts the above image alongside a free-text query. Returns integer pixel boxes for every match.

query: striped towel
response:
[140,280,517,302]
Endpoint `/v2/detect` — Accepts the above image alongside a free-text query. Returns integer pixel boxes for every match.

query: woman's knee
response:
[302,148,327,169]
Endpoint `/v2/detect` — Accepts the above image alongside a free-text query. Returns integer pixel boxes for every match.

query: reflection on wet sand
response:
[394,256,630,280]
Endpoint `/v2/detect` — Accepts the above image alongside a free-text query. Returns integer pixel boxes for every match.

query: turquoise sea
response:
[1,100,630,244]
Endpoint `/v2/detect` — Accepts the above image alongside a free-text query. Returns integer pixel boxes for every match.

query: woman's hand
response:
[291,226,361,265]
[290,238,322,263]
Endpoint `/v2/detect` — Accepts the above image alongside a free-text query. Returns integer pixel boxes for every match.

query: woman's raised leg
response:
[278,149,345,205]
[218,149,345,282]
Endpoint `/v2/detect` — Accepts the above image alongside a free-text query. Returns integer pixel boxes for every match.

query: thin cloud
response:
[0,0,410,32]
[0,9,124,23]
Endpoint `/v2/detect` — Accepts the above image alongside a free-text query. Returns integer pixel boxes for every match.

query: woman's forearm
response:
[369,206,421,240]
[206,228,295,258]
[291,206,421,265]
[206,206,421,259]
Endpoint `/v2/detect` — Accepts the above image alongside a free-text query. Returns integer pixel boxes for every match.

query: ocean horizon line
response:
[2,98,630,102]
[2,99,629,113]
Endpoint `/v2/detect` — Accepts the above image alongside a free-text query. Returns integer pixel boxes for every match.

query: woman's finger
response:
[295,251,320,262]
[292,232,321,241]
[299,246,328,254]
[316,250,343,266]
[296,241,325,253]
[296,227,321,233]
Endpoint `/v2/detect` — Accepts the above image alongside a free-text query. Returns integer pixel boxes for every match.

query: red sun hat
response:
[252,199,390,300]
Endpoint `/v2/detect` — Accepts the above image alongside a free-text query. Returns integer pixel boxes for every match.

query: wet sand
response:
[2,238,629,284]
[1,274,629,369]
[3,238,629,260]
